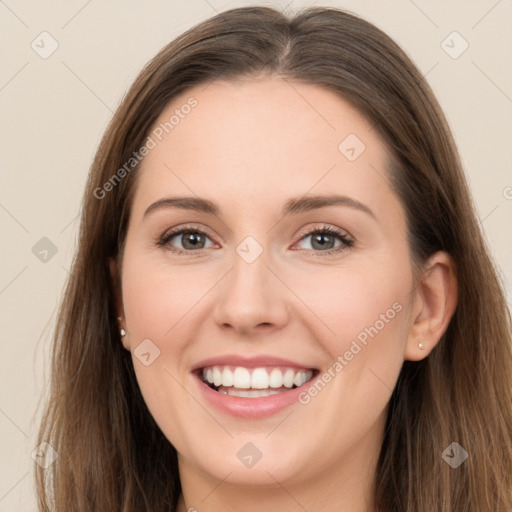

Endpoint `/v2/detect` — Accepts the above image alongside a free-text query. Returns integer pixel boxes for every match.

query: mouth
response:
[195,365,319,398]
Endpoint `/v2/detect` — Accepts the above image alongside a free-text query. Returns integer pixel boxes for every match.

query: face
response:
[116,76,418,490]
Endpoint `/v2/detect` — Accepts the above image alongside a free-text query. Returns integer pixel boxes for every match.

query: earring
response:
[117,316,126,337]
[418,342,425,350]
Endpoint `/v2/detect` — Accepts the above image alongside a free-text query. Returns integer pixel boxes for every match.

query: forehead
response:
[132,76,399,220]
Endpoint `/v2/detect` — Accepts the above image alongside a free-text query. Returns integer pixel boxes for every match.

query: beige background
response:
[1,0,511,510]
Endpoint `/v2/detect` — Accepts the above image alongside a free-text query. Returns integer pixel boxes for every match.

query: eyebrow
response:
[143,194,376,220]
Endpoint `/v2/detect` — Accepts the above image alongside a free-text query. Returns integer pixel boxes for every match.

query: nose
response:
[212,248,290,337]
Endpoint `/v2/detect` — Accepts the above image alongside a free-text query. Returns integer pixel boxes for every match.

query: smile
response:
[200,365,317,398]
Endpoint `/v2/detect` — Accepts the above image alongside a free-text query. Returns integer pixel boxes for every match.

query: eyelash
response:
[156,224,354,257]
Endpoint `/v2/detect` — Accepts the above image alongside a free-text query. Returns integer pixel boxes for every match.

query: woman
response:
[35,5,512,511]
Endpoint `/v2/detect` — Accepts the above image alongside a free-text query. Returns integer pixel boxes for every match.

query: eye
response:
[293,225,354,255]
[156,224,354,256]
[156,225,216,253]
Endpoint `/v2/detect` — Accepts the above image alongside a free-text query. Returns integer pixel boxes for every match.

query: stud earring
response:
[117,317,126,337]
[418,342,425,350]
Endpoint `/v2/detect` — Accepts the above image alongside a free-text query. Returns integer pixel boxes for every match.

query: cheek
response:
[121,254,211,342]
[289,259,411,351]
[289,261,409,429]
[286,253,411,410]
[120,254,208,446]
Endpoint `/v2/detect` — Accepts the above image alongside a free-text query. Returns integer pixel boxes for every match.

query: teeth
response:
[212,367,222,387]
[201,365,314,391]
[293,371,306,387]
[219,388,283,398]
[233,367,251,389]
[251,368,269,389]
[269,368,283,388]
[222,367,234,387]
[283,369,295,388]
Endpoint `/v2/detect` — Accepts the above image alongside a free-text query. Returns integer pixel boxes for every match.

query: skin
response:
[112,75,458,512]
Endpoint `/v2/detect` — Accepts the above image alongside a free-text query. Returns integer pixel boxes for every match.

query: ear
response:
[109,257,130,350]
[404,251,458,361]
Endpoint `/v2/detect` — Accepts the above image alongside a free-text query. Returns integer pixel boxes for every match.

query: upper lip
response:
[191,355,318,372]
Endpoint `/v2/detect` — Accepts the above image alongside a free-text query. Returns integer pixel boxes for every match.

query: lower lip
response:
[194,372,318,419]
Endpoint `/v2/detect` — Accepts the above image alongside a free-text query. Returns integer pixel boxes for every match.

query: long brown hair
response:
[35,6,512,511]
